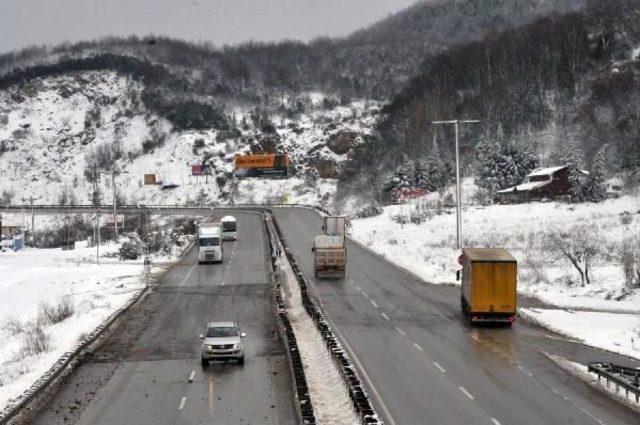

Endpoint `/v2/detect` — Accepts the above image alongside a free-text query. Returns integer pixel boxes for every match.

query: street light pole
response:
[430,119,481,249]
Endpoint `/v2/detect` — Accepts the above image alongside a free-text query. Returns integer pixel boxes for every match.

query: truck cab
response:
[198,223,223,264]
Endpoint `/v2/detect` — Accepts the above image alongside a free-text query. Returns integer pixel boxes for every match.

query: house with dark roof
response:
[497,165,579,203]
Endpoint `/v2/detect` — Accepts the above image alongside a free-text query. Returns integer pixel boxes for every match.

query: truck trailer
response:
[457,248,517,325]
[312,235,346,278]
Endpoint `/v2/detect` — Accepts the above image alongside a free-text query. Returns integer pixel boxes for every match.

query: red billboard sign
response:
[191,164,202,176]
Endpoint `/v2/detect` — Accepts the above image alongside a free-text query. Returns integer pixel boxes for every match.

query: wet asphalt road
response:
[272,207,640,425]
[28,211,296,425]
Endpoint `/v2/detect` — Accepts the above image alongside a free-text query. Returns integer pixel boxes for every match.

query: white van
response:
[198,223,223,264]
[221,216,237,241]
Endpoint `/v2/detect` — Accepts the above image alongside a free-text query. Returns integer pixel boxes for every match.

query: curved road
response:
[273,207,640,425]
[29,211,296,425]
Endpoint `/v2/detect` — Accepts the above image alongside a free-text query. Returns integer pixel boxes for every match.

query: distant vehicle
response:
[200,321,246,365]
[456,248,517,325]
[312,216,347,278]
[198,223,223,264]
[221,216,237,241]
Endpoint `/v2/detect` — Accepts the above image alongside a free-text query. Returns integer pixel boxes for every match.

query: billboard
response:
[234,154,290,178]
[191,164,203,176]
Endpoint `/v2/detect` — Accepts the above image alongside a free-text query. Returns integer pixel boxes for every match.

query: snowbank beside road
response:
[0,240,185,410]
[350,195,640,312]
[521,309,640,360]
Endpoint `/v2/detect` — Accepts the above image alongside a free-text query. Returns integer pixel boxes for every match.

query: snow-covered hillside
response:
[0,71,380,208]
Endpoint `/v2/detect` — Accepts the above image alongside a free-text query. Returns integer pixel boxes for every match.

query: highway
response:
[272,207,640,425]
[29,211,296,425]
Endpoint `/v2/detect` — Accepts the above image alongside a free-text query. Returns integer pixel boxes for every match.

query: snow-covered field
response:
[0,240,185,409]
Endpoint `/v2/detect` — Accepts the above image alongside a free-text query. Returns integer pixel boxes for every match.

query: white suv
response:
[200,321,246,365]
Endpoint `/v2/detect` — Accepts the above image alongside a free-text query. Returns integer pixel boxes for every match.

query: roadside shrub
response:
[38,297,75,325]
[21,325,50,356]
[2,316,25,336]
[620,234,640,287]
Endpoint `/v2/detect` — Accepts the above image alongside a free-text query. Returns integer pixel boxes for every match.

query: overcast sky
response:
[0,0,419,54]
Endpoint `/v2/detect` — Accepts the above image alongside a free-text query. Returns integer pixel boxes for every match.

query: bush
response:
[38,297,75,325]
[21,325,50,356]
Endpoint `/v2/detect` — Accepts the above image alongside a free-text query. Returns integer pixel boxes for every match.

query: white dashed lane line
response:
[395,327,406,336]
[362,292,369,298]
[413,342,424,352]
[491,418,502,425]
[381,312,390,321]
[370,300,378,308]
[179,396,187,410]
[458,386,475,400]
[433,362,446,373]
[188,370,195,383]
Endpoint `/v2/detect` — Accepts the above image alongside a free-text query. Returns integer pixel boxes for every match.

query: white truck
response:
[198,223,223,264]
[312,216,347,279]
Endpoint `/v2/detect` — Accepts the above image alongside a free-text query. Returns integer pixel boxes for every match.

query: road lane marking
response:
[469,333,479,342]
[329,314,398,425]
[179,262,198,286]
[491,419,502,425]
[179,396,187,410]
[362,292,369,298]
[370,300,378,308]
[208,375,214,412]
[433,362,446,373]
[576,406,605,425]
[459,386,474,400]
[413,342,424,352]
[188,370,195,383]
[381,312,390,321]
[395,327,406,336]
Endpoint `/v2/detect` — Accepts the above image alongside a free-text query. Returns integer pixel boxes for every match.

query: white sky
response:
[0,0,419,54]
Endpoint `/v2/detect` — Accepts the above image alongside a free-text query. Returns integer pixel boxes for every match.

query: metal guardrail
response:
[588,362,640,403]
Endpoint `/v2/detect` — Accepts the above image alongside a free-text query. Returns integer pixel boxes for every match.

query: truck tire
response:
[238,356,244,366]
[201,357,208,367]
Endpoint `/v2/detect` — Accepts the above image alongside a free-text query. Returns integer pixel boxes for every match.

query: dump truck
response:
[456,248,517,325]
[312,216,347,278]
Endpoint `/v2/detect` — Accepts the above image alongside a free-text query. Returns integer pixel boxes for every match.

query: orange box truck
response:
[456,248,517,325]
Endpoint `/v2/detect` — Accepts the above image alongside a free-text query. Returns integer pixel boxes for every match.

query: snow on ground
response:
[277,229,358,424]
[350,191,640,312]
[0,71,380,207]
[521,309,640,360]
[234,177,337,206]
[545,353,640,413]
[0,239,187,409]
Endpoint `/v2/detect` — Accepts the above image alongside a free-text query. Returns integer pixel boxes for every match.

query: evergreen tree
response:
[583,147,607,202]
[474,141,538,195]
[562,140,588,202]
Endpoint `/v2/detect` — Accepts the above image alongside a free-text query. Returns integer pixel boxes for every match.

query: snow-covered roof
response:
[527,166,567,177]
[497,181,549,194]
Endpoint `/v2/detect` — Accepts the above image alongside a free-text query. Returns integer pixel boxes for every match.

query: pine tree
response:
[583,147,607,202]
[562,140,587,202]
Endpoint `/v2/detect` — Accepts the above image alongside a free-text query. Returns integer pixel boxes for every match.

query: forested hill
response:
[0,0,586,103]
[338,0,640,202]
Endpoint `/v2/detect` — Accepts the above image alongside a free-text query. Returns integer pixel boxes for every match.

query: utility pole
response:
[430,119,481,249]
[111,171,118,240]
[30,196,35,248]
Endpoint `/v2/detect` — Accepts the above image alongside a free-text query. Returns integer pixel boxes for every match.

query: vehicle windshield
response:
[206,326,238,338]
[222,221,237,232]
[199,237,220,247]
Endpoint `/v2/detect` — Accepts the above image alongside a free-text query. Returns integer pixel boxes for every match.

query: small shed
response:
[497,165,573,203]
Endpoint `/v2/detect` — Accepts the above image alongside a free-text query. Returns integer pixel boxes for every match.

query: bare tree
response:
[546,224,602,286]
